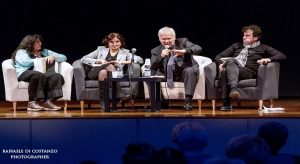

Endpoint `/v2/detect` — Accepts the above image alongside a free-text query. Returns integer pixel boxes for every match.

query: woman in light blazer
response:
[81,32,131,110]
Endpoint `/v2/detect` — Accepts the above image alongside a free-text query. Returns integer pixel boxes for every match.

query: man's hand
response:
[257,58,271,65]
[219,63,224,71]
[172,49,186,57]
[161,48,170,58]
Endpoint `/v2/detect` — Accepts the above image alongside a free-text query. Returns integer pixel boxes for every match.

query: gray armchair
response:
[205,62,281,110]
[72,60,141,111]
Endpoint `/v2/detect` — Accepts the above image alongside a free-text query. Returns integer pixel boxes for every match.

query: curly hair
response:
[242,25,262,40]
[11,34,43,63]
[101,32,126,48]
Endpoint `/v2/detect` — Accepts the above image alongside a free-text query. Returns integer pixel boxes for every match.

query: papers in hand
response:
[260,106,285,113]
[33,58,58,73]
[220,57,232,63]
[92,61,117,67]
[150,75,165,78]
[33,58,47,73]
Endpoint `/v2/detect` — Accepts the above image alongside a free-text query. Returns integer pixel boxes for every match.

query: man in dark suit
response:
[215,25,286,110]
[150,26,202,111]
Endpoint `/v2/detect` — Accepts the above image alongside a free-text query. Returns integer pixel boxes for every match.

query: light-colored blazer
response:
[80,46,131,69]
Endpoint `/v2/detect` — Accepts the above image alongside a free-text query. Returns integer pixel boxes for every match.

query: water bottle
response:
[117,64,123,77]
[144,58,151,77]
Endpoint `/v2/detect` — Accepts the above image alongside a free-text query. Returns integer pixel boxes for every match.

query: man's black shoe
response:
[183,100,193,111]
[161,101,169,109]
[220,105,232,111]
[118,94,131,103]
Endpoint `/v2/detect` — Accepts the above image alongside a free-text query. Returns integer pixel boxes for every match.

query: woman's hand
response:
[110,60,119,66]
[96,59,107,64]
[46,55,55,64]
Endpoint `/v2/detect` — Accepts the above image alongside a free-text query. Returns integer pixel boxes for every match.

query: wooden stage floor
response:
[0,98,299,119]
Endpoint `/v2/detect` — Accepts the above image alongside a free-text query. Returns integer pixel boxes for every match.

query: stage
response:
[0,98,299,119]
[0,98,300,163]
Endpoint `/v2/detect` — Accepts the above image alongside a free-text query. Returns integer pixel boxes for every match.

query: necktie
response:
[167,53,175,88]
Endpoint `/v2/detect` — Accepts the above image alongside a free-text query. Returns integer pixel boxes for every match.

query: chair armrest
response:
[204,62,221,99]
[257,62,280,98]
[72,60,88,99]
[2,59,19,91]
[58,62,73,100]
[195,56,213,77]
[193,56,212,67]
[204,62,217,86]
[72,60,86,85]
[193,56,213,99]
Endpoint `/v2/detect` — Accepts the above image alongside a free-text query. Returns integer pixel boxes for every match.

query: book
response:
[33,57,58,73]
[220,57,233,63]
[260,106,285,113]
[92,61,118,67]
[150,75,165,78]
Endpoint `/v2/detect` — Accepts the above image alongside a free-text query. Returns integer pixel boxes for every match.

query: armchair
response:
[204,62,281,110]
[2,59,73,112]
[142,55,212,110]
[72,59,141,111]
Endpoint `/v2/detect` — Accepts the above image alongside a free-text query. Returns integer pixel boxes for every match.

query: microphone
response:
[131,48,137,63]
[131,48,137,54]
[164,45,171,49]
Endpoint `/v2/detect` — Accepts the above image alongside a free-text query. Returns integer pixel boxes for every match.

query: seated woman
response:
[11,34,67,111]
[80,32,132,110]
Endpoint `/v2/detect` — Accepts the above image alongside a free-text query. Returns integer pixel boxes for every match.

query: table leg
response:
[149,81,156,112]
[111,81,117,112]
[155,81,161,111]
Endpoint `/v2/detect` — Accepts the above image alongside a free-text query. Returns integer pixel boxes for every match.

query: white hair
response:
[158,26,176,39]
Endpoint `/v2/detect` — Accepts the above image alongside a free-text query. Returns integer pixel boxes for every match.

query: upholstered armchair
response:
[204,62,281,110]
[2,59,73,112]
[142,55,212,110]
[72,59,142,111]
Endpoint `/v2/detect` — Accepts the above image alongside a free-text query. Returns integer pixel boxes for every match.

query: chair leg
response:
[269,99,273,108]
[13,102,17,113]
[121,101,125,109]
[64,101,68,112]
[88,101,92,109]
[212,100,216,111]
[237,100,241,107]
[198,100,202,110]
[130,99,135,109]
[80,101,84,111]
[258,100,263,110]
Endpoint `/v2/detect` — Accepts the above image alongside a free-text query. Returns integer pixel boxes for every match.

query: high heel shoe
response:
[118,95,133,109]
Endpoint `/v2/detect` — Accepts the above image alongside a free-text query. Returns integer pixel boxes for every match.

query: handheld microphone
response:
[129,48,137,105]
[131,48,137,54]
[131,48,137,63]
[164,45,171,49]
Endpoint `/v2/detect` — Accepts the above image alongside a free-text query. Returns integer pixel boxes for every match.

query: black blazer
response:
[215,43,286,72]
[150,38,202,76]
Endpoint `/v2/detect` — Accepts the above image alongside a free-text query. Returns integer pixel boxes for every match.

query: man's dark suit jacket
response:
[150,38,202,79]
